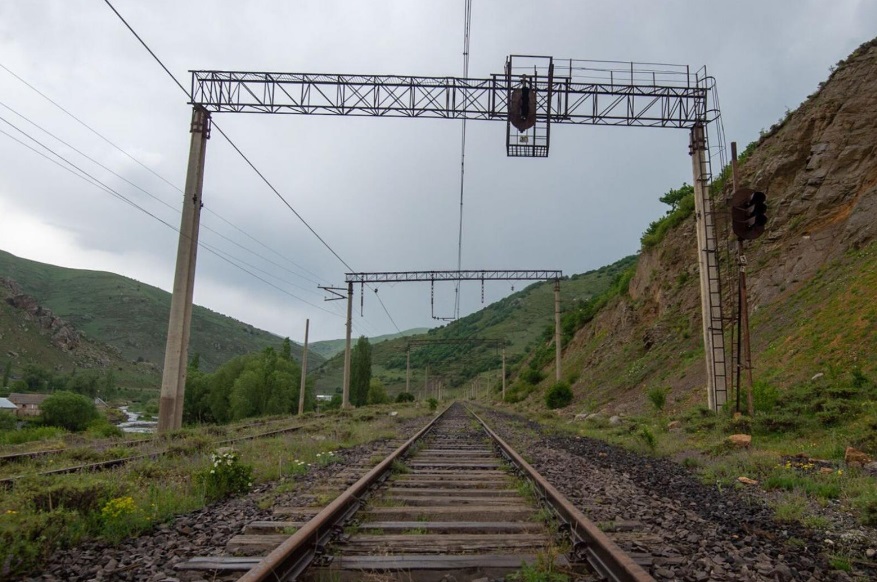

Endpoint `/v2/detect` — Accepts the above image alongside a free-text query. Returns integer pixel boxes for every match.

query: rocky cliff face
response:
[557,38,877,414]
[1,277,82,352]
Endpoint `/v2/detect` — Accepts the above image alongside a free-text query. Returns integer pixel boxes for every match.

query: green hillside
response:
[309,328,429,359]
[313,256,637,396]
[0,250,323,373]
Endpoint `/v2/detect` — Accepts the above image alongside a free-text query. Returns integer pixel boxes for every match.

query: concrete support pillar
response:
[298,319,309,415]
[502,348,506,402]
[158,107,210,433]
[406,349,410,395]
[554,279,562,382]
[342,281,353,408]
[690,124,728,411]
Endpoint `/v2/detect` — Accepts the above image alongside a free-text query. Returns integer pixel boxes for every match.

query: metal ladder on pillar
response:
[694,124,729,410]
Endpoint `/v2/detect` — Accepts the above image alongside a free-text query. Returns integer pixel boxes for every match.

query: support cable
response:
[453,0,473,320]
[102,0,398,334]
[0,116,345,320]
[0,98,326,298]
[0,62,329,288]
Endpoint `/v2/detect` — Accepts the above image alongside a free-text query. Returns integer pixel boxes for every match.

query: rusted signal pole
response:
[731,142,759,417]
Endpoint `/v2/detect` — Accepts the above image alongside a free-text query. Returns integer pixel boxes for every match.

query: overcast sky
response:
[0,1,874,343]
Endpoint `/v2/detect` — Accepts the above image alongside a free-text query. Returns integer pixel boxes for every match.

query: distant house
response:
[7,393,49,417]
[0,397,18,412]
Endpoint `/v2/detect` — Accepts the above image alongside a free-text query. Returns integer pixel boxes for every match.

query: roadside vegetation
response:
[548,366,877,531]
[0,404,430,578]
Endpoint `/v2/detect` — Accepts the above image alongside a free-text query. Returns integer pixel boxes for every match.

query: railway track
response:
[176,403,653,581]
[0,419,307,488]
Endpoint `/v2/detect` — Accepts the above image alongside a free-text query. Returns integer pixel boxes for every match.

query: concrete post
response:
[342,281,353,408]
[690,124,728,411]
[554,279,562,382]
[298,319,309,415]
[502,348,506,402]
[158,107,210,433]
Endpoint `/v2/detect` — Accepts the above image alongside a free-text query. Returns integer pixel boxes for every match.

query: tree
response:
[41,391,98,431]
[66,371,100,398]
[367,378,389,405]
[21,363,51,391]
[1,361,11,388]
[350,336,372,406]
[280,338,292,361]
[658,183,694,213]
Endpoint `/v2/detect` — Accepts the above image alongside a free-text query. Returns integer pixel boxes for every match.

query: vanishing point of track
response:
[177,403,654,581]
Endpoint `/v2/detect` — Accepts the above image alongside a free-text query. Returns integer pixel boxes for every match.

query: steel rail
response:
[238,407,449,582]
[0,422,306,489]
[469,408,655,582]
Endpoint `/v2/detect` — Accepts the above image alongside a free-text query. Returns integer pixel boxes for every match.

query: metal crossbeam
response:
[191,70,708,128]
[407,338,505,349]
[345,270,562,283]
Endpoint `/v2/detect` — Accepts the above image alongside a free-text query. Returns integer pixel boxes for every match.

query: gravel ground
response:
[19,414,428,582]
[478,407,877,581]
[17,408,876,581]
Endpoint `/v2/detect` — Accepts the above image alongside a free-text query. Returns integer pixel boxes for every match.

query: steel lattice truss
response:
[191,70,709,128]
[406,338,506,349]
[345,270,562,283]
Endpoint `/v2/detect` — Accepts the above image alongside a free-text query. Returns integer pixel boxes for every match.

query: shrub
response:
[521,368,545,385]
[196,449,253,500]
[545,381,573,409]
[0,425,67,445]
[367,379,389,405]
[646,386,668,412]
[0,411,16,430]
[752,380,780,413]
[86,417,124,438]
[322,394,343,410]
[40,391,98,432]
[395,392,415,403]
[427,398,438,411]
[100,495,150,541]
[637,427,657,451]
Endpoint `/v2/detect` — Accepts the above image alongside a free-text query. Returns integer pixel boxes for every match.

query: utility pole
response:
[690,124,728,411]
[424,363,429,401]
[554,279,562,381]
[406,348,410,395]
[158,107,210,433]
[502,348,506,402]
[342,281,353,408]
[298,319,309,415]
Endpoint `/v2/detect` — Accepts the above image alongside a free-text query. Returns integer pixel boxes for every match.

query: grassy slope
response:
[0,250,324,373]
[313,256,637,396]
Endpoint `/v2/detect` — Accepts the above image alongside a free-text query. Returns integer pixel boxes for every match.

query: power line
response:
[0,114,345,320]
[0,65,330,289]
[102,0,401,334]
[0,98,329,300]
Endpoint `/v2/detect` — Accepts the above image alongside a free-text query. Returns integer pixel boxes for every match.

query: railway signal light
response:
[731,187,767,240]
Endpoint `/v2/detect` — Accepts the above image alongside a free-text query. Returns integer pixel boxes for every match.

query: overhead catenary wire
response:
[102,0,400,335]
[0,115,348,322]
[0,61,331,289]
